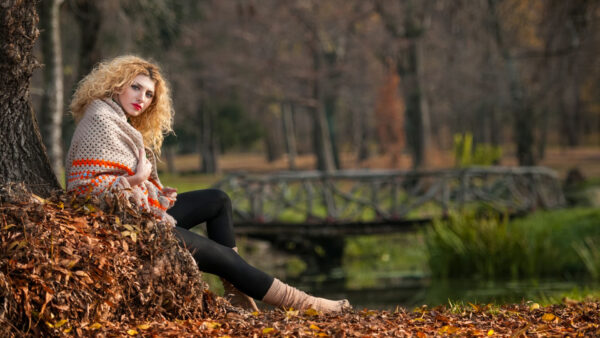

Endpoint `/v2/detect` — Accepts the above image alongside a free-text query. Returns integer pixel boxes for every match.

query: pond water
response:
[296,273,600,310]
[237,233,600,310]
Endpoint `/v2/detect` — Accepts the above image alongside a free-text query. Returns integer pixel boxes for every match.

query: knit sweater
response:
[66,98,176,225]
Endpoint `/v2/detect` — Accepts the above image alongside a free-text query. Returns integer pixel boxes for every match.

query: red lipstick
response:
[132,103,142,111]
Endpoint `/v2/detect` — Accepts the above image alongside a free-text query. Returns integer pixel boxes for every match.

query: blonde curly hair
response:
[70,55,174,155]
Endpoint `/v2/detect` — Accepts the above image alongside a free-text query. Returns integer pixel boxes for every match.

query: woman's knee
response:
[206,188,231,208]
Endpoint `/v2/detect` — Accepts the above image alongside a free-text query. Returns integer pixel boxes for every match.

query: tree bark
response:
[39,0,65,179]
[324,93,341,169]
[198,104,218,174]
[264,104,285,163]
[164,145,177,174]
[356,106,371,163]
[311,47,336,172]
[68,0,101,81]
[281,102,297,170]
[375,0,429,169]
[561,61,581,147]
[488,0,536,165]
[0,0,61,196]
[399,40,427,169]
[415,39,432,168]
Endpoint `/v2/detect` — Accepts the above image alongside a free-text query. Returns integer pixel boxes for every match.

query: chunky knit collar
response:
[102,98,128,120]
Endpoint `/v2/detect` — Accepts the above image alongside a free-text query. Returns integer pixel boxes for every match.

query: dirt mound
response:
[0,185,227,336]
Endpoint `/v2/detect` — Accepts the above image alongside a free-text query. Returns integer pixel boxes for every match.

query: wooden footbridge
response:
[212,166,565,238]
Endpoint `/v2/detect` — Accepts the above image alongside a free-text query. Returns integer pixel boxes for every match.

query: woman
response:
[66,55,350,313]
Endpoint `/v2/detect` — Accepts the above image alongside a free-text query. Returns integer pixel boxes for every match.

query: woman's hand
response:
[162,186,177,199]
[127,148,152,186]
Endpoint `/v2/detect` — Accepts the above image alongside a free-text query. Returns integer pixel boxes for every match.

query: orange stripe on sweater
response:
[148,198,167,211]
[149,178,163,191]
[71,158,135,175]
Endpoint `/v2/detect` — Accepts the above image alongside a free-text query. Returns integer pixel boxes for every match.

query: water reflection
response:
[297,274,600,310]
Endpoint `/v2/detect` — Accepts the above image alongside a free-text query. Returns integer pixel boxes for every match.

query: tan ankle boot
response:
[261,278,350,313]
[221,277,259,312]
[220,247,259,312]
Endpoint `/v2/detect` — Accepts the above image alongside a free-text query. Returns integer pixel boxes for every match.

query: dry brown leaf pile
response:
[0,185,599,337]
[0,184,229,336]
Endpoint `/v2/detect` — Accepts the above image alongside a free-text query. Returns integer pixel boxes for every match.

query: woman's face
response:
[116,74,156,117]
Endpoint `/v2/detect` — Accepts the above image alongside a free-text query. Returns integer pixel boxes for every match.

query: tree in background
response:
[374,65,406,168]
[374,0,433,169]
[39,0,65,178]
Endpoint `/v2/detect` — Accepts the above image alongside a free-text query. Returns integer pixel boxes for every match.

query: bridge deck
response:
[233,211,529,238]
[234,218,431,237]
[214,167,564,233]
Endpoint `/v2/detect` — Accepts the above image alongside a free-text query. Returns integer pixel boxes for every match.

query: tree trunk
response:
[374,0,428,169]
[415,39,432,168]
[488,0,536,166]
[164,145,177,174]
[69,0,101,81]
[198,105,218,174]
[537,107,549,161]
[311,48,336,172]
[399,40,426,169]
[0,1,61,196]
[561,62,581,147]
[39,0,65,179]
[264,104,285,163]
[281,102,297,170]
[324,94,341,169]
[355,106,370,163]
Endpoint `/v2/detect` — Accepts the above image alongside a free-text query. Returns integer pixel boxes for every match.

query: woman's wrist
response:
[126,174,143,186]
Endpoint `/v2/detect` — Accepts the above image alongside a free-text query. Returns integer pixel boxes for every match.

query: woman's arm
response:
[126,147,153,187]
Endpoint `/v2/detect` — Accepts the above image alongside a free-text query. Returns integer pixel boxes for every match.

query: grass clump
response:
[425,208,600,281]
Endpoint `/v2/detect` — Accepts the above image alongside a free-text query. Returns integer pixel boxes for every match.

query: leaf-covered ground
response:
[0,185,598,337]
[56,300,600,336]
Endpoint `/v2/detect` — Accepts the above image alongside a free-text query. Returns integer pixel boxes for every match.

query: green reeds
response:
[425,208,600,281]
[574,237,600,280]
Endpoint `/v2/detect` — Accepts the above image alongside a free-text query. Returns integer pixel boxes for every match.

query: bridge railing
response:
[212,166,565,225]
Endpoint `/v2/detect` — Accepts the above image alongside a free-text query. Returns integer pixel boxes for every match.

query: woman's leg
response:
[168,189,260,310]
[173,227,350,313]
[167,189,235,247]
[169,190,350,312]
[173,226,273,299]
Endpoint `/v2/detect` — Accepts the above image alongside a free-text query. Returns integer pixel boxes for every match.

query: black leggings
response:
[167,189,274,299]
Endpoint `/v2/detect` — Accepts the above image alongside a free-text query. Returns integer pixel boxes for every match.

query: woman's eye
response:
[132,84,140,90]
[146,92,153,99]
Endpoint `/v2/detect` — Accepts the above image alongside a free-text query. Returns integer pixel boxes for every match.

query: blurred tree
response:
[66,0,102,81]
[488,0,537,165]
[374,65,405,168]
[215,101,263,153]
[281,101,298,170]
[39,0,66,178]
[539,0,599,149]
[374,0,433,169]
[289,2,340,172]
